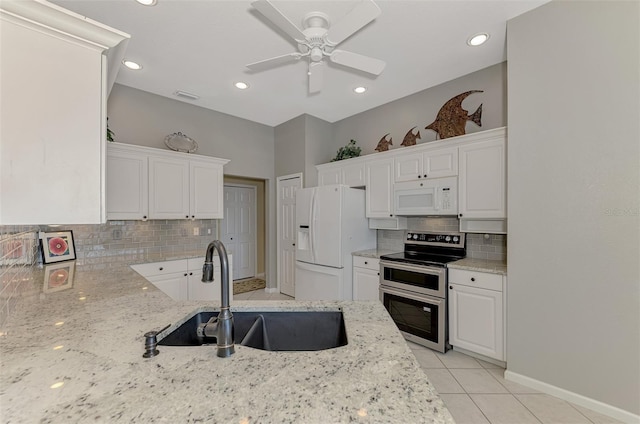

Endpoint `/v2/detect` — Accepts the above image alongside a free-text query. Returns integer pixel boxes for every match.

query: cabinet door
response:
[341,162,366,187]
[448,283,504,360]
[353,264,380,301]
[365,158,394,218]
[106,149,149,220]
[424,147,458,178]
[148,272,188,301]
[459,139,506,219]
[190,160,224,219]
[318,168,341,186]
[0,16,105,224]
[394,154,423,182]
[149,157,190,219]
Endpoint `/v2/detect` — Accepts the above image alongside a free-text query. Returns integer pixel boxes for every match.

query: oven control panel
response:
[406,232,465,247]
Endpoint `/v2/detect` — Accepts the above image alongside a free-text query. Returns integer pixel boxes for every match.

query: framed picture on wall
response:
[40,231,76,264]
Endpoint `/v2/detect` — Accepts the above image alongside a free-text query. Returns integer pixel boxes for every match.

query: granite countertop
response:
[0,260,454,423]
[448,257,508,275]
[352,249,398,259]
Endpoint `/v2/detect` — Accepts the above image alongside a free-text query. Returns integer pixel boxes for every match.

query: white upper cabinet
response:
[106,147,149,220]
[394,147,458,182]
[149,157,191,219]
[458,136,507,220]
[317,159,366,188]
[0,2,129,224]
[365,157,395,218]
[106,143,229,221]
[190,159,224,219]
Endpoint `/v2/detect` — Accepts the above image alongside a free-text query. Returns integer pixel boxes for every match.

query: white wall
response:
[333,62,507,155]
[507,0,639,418]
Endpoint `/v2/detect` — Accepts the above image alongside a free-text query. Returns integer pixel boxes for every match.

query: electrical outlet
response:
[112,229,122,240]
[193,227,199,236]
[207,228,212,235]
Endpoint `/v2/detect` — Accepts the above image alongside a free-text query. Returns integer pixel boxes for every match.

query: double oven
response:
[379,232,465,353]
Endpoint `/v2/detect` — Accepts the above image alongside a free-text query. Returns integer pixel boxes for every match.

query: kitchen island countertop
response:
[0,260,454,423]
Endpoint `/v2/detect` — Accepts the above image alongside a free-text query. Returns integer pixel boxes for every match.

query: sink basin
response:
[158,310,348,351]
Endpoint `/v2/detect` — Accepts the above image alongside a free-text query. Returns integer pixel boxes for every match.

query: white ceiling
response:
[52,0,548,127]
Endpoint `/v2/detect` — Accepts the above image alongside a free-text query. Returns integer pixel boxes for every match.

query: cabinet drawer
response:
[353,256,380,271]
[448,269,503,291]
[131,259,187,277]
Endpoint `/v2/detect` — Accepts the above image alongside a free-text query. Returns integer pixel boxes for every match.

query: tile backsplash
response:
[0,220,218,327]
[377,217,506,262]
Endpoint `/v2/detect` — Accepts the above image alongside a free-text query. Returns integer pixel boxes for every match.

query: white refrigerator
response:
[295,184,376,300]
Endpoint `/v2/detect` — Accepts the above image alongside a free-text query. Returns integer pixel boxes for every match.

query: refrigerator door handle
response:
[310,191,316,263]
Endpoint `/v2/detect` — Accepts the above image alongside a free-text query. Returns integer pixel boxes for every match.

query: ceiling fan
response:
[247,0,386,93]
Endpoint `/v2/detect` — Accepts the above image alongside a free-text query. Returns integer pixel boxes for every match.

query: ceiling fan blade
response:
[330,50,386,75]
[246,53,302,71]
[324,0,381,46]
[308,62,323,94]
[251,0,306,43]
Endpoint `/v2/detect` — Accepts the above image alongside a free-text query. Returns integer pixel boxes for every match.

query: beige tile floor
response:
[233,289,622,424]
[408,342,623,424]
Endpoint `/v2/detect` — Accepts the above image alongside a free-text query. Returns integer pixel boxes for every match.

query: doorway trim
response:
[276,173,303,295]
[223,183,259,280]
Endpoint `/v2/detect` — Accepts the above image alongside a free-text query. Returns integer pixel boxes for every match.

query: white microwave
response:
[393,176,458,216]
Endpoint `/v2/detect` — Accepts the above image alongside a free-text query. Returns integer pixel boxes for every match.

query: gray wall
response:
[507,0,639,416]
[304,115,334,188]
[333,62,507,155]
[274,114,306,180]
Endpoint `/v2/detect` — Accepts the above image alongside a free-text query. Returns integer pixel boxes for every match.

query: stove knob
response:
[445,236,451,242]
[413,234,419,240]
[453,236,459,242]
[407,233,412,239]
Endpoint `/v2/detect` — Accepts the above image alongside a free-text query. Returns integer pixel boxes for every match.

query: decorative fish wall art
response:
[425,90,483,139]
[374,134,393,152]
[400,127,421,147]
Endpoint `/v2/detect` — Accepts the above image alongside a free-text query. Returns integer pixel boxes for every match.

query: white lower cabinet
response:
[448,269,506,361]
[352,256,380,301]
[131,255,232,301]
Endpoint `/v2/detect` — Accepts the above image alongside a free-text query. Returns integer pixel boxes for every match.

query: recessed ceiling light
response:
[467,33,490,47]
[235,82,249,90]
[353,86,367,94]
[122,60,143,70]
[135,0,157,5]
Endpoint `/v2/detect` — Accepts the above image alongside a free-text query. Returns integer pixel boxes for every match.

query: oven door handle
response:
[379,285,445,306]
[379,260,446,278]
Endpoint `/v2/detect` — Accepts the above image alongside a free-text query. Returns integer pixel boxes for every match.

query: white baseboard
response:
[504,370,640,423]
[256,272,265,279]
[452,346,506,368]
[264,287,278,294]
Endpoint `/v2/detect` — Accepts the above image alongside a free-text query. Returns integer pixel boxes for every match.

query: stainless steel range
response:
[379,231,466,353]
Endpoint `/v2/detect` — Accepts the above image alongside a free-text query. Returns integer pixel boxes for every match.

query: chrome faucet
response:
[201,240,234,358]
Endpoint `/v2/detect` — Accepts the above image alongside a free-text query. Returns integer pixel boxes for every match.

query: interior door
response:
[277,174,302,297]
[221,185,256,280]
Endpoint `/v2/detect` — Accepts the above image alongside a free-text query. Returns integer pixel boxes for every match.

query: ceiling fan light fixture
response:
[234,82,249,90]
[135,0,157,6]
[353,86,367,94]
[122,60,143,70]
[467,33,490,47]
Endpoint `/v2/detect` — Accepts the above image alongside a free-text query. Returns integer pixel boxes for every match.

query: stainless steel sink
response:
[158,310,348,352]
